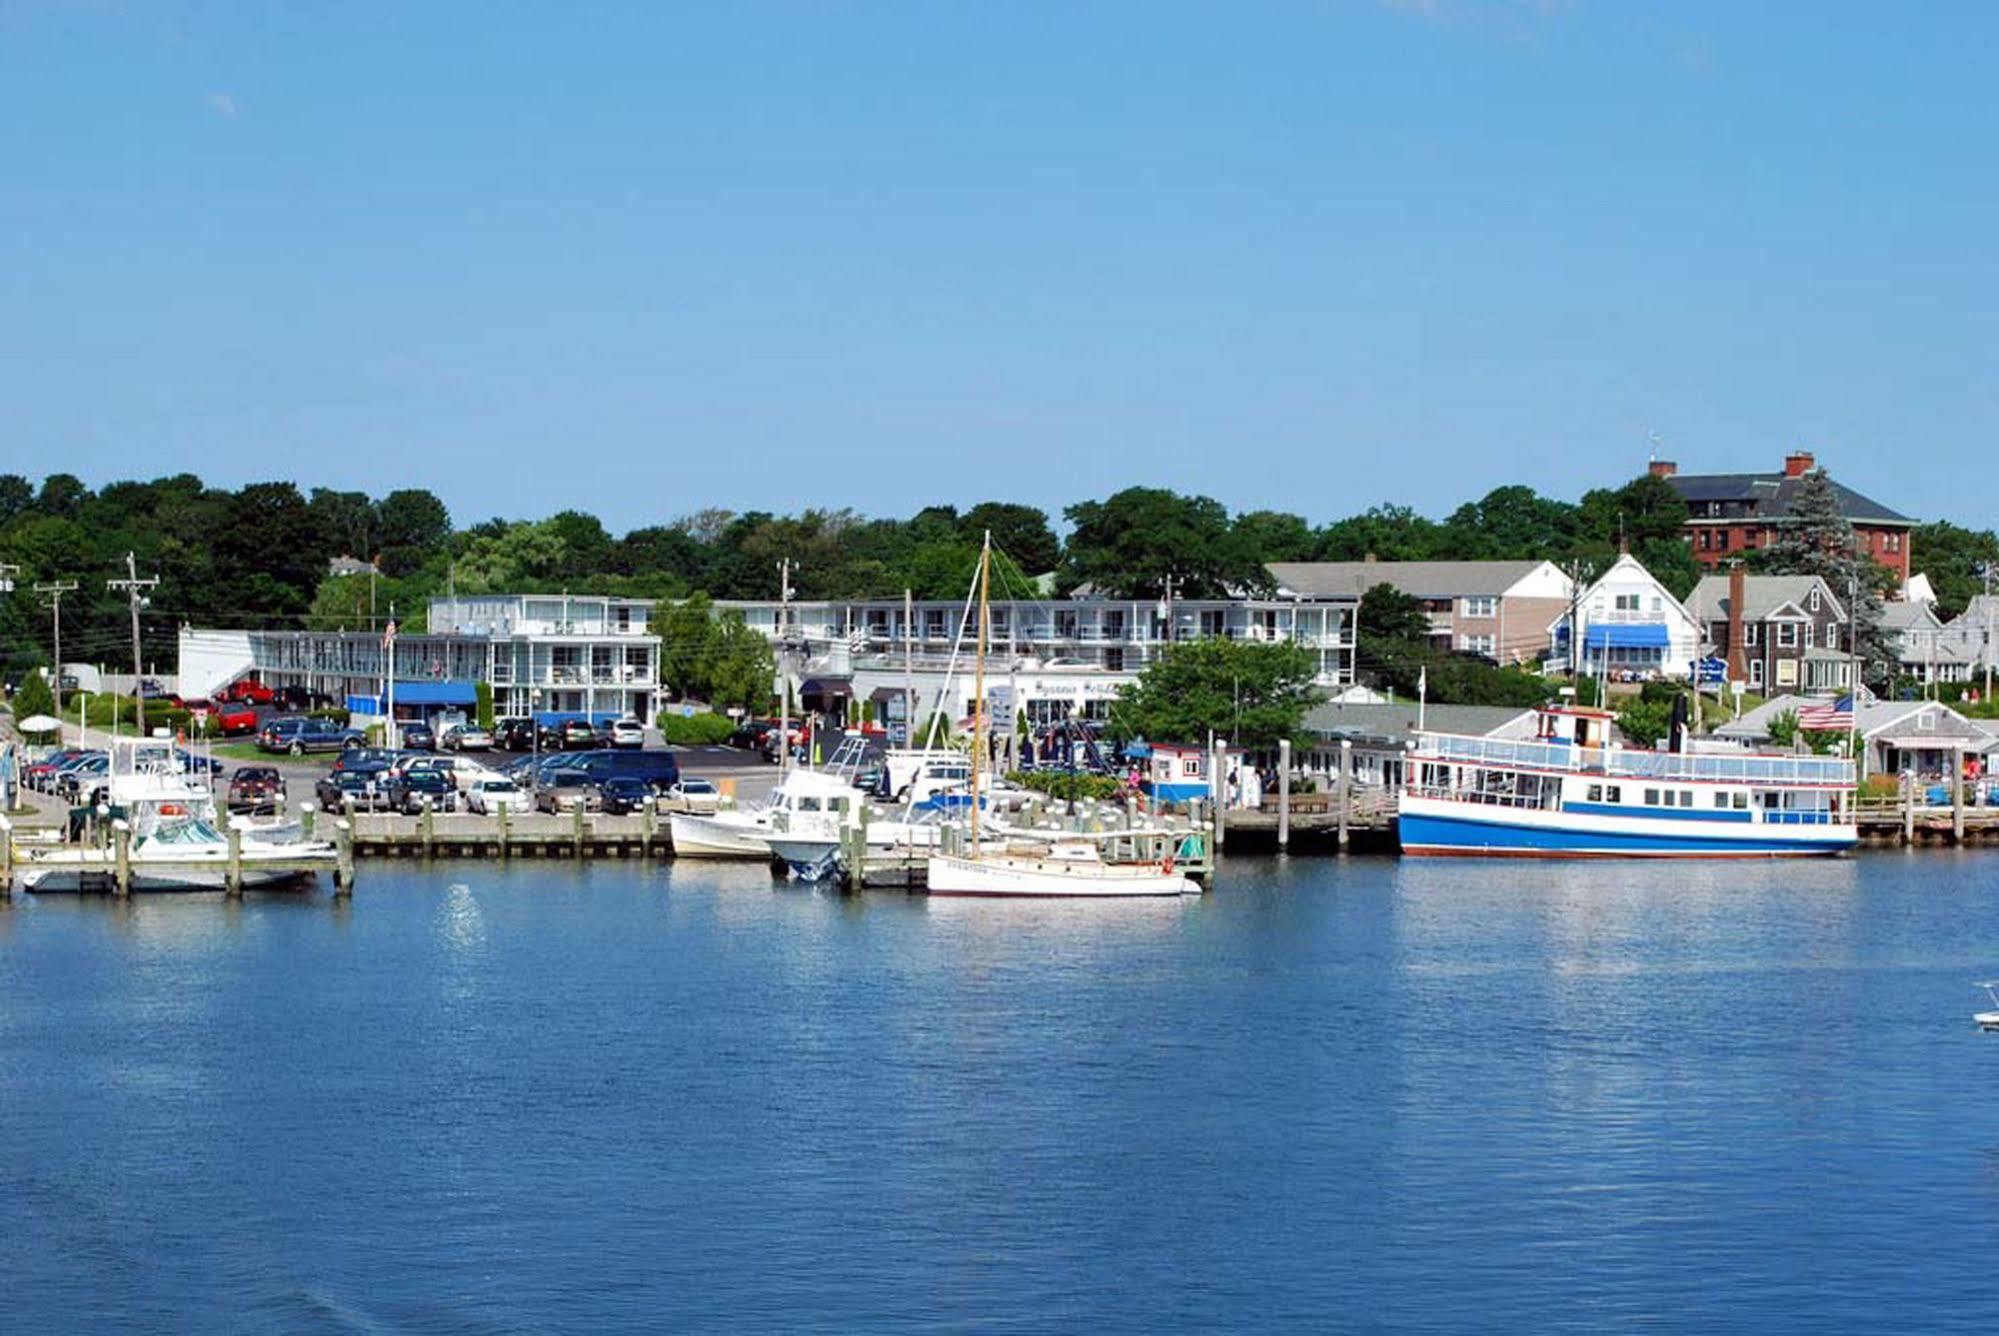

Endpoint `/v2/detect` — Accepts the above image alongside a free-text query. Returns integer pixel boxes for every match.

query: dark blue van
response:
[576,749,681,793]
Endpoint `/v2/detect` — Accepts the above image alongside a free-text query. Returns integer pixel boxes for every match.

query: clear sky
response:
[4,2,1994,532]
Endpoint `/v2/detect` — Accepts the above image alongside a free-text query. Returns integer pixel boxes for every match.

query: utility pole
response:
[33,578,78,705]
[903,586,914,749]
[107,553,159,734]
[777,559,793,775]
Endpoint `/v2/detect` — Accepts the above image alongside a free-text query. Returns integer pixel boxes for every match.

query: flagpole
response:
[1417,665,1427,733]
[1847,576,1861,781]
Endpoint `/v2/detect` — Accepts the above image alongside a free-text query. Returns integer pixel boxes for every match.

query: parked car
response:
[442,723,494,752]
[56,753,110,803]
[728,720,776,751]
[596,776,653,815]
[575,748,682,794]
[558,720,599,750]
[535,771,601,813]
[25,749,90,791]
[136,678,181,706]
[494,717,536,751]
[259,716,368,755]
[186,698,260,736]
[217,678,276,705]
[658,778,721,814]
[316,770,389,813]
[273,684,336,711]
[227,765,286,815]
[465,777,533,815]
[331,746,396,775]
[398,723,436,751]
[388,768,458,814]
[175,750,226,778]
[608,718,645,749]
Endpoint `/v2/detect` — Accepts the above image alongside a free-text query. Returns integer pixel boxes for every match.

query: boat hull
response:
[924,853,1197,897]
[667,813,772,859]
[1398,796,1856,859]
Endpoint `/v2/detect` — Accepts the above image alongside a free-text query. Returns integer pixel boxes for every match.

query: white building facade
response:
[1548,554,1702,681]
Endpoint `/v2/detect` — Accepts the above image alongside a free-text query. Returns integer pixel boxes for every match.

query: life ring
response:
[159,803,186,817]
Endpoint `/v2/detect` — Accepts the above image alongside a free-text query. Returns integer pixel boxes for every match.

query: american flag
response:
[1797,695,1854,730]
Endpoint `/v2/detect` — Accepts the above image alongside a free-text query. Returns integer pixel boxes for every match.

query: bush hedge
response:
[1006,769,1127,802]
[662,712,735,746]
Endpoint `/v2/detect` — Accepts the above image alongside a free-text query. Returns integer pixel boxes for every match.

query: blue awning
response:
[1584,624,1670,651]
[391,680,479,706]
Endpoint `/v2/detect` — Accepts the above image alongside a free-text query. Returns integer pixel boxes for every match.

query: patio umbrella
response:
[16,714,62,733]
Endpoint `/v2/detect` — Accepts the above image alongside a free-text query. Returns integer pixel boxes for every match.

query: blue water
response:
[6,852,1999,1332]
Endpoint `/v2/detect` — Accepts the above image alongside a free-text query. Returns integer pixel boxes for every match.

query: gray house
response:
[1716,694,1996,782]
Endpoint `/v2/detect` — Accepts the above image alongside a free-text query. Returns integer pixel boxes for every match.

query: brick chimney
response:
[1725,562,1748,684]
[1783,450,1816,478]
[1648,458,1678,479]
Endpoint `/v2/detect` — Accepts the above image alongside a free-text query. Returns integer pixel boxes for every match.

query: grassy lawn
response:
[205,741,278,763]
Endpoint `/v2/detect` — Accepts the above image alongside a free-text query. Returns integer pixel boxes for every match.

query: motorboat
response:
[1976,983,1999,1032]
[16,737,337,892]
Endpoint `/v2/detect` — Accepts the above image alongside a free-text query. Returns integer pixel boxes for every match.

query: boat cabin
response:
[1532,705,1617,749]
[1140,744,1243,803]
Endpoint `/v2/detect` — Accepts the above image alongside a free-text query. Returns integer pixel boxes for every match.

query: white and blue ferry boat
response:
[1399,705,1856,858]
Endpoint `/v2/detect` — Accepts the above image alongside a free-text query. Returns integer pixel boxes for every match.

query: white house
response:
[1547,554,1702,681]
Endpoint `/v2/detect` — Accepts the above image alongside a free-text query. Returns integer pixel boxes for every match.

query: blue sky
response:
[3,2,1994,532]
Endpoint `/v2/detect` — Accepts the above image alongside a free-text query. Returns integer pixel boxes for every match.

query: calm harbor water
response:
[7,852,1999,1332]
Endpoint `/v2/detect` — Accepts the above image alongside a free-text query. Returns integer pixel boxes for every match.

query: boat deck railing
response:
[1414,733,1853,786]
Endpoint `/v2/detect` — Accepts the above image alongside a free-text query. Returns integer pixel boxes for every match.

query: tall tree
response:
[1111,638,1318,748]
[1061,487,1267,598]
[376,488,452,575]
[1761,468,1897,680]
[959,502,1061,574]
[1910,520,1999,618]
[1232,509,1319,563]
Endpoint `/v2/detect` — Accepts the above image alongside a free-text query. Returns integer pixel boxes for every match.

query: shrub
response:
[308,707,352,725]
[1006,769,1127,802]
[661,711,735,746]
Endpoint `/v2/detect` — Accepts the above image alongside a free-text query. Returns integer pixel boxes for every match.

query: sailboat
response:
[924,534,1199,898]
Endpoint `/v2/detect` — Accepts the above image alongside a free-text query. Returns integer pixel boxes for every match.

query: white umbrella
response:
[16,714,62,733]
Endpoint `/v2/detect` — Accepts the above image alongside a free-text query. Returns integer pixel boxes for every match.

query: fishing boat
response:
[1398,704,1858,858]
[16,737,337,892]
[923,534,1200,897]
[1976,983,1999,1033]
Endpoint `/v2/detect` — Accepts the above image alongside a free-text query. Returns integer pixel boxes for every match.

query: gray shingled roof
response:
[1303,701,1537,742]
[1267,560,1549,600]
[1686,574,1842,624]
[1667,470,1911,525]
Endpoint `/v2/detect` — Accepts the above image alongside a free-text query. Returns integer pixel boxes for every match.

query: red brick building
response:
[1650,451,1914,585]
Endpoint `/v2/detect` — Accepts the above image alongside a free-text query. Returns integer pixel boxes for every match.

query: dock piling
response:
[334,819,354,894]
[112,819,131,896]
[1337,740,1352,851]
[0,813,12,899]
[1210,740,1227,849]
[1903,769,1915,846]
[225,824,243,896]
[498,803,511,858]
[1953,746,1967,845]
[1277,739,1292,849]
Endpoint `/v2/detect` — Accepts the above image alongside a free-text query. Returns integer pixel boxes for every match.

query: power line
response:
[107,553,160,732]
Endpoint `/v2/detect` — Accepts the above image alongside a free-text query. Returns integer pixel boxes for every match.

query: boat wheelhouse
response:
[1398,705,1857,858]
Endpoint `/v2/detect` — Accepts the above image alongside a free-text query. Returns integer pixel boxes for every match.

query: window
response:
[1717,530,1732,551]
[924,609,946,640]
[1808,589,1821,612]
[1615,593,1641,612]
[1055,610,1079,639]
[1605,786,1622,803]
[1199,609,1226,638]
[1734,793,1749,810]
[1645,788,1660,806]
[1714,792,1730,809]
[1777,623,1798,647]
[1750,660,1765,688]
[1183,757,1201,777]
[1803,624,1815,650]
[1744,623,1760,647]
[1458,634,1495,657]
[1461,596,1497,618]
[1682,790,1694,807]
[1587,784,1603,802]
[1699,530,1712,551]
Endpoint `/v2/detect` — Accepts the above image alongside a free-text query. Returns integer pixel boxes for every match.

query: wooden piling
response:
[1337,739,1352,850]
[300,801,316,841]
[572,800,585,858]
[1903,769,1916,846]
[497,802,511,858]
[1277,738,1292,849]
[1953,747,1967,845]
[641,798,655,858]
[1210,740,1227,849]
[334,819,354,894]
[112,819,131,896]
[225,824,243,896]
[0,813,12,899]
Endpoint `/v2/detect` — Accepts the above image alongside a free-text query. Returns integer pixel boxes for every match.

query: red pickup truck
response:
[186,698,259,735]
[217,679,275,705]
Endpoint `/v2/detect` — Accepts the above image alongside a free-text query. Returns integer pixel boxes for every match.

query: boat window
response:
[1586,784,1602,802]
[1645,788,1659,806]
[1681,790,1694,807]
[1605,786,1621,803]
[798,797,821,812]
[1714,792,1730,809]
[831,798,848,814]
[1734,793,1748,809]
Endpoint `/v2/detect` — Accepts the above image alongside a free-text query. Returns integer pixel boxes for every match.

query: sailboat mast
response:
[971,533,991,847]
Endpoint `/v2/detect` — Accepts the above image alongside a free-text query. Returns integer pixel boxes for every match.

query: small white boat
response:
[1975,982,1999,1033]
[925,840,1198,897]
[667,808,777,859]
[671,767,871,865]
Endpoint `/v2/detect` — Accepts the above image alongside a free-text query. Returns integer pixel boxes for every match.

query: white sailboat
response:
[924,535,1200,898]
